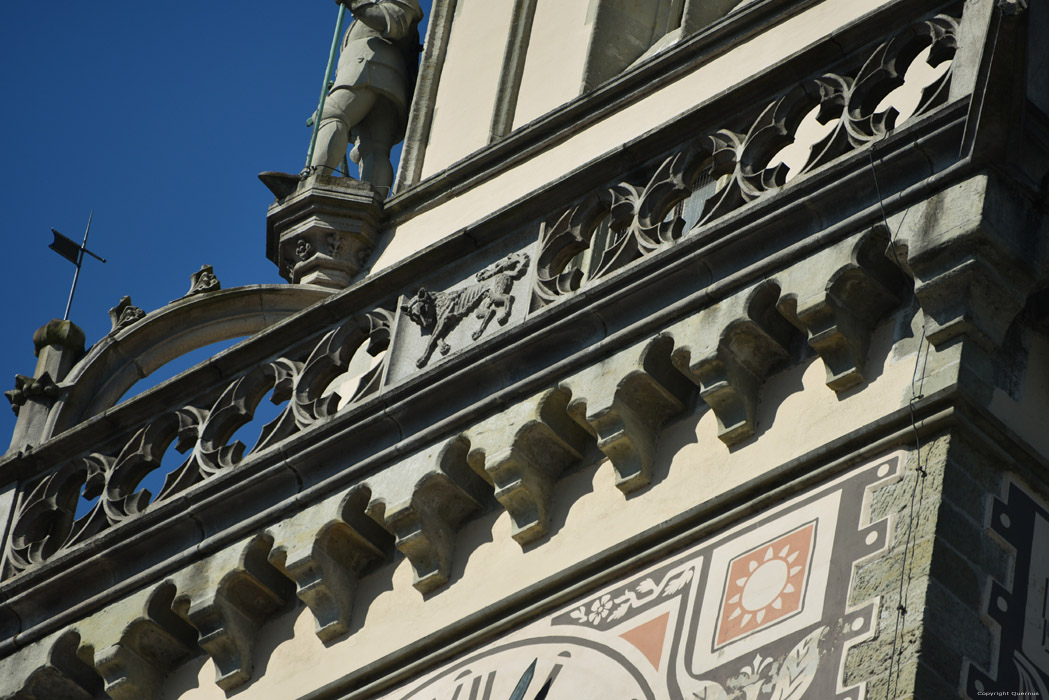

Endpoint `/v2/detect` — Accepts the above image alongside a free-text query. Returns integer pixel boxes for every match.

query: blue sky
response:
[0,2,432,446]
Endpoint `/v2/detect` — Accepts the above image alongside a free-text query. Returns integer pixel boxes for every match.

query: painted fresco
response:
[965,480,1049,698]
[374,452,904,700]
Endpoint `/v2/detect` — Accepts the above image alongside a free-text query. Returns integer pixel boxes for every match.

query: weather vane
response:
[48,211,107,321]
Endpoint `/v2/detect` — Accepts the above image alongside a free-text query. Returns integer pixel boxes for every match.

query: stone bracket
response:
[10,631,101,700]
[566,336,693,492]
[90,583,197,700]
[672,284,793,446]
[365,440,489,594]
[173,537,291,692]
[467,388,591,545]
[268,493,387,643]
[777,228,907,392]
[889,175,1046,352]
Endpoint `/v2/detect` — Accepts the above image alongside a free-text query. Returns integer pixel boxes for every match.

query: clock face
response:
[391,638,654,700]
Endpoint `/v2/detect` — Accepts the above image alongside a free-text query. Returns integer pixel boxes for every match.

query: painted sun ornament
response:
[715,522,815,647]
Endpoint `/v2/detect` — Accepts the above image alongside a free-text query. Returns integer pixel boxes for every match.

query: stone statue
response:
[310,0,423,193]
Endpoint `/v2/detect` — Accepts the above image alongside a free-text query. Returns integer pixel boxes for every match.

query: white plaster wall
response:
[420,0,516,178]
[376,0,893,273]
[160,318,919,699]
[512,0,594,129]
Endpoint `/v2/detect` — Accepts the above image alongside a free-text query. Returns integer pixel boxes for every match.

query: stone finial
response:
[32,319,85,359]
[184,265,220,298]
[6,319,86,449]
[108,297,146,333]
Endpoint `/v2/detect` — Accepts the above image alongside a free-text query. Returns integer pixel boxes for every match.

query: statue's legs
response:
[310,87,376,174]
[351,99,401,194]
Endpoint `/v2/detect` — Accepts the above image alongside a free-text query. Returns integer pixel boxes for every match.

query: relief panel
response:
[388,249,535,381]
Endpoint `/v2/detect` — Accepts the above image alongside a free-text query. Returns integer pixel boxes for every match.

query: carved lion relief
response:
[402,252,531,368]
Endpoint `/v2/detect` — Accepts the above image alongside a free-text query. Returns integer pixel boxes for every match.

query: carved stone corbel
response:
[89,583,197,700]
[671,284,794,446]
[268,489,389,642]
[564,336,693,493]
[365,439,489,593]
[265,174,384,289]
[890,175,1045,352]
[12,631,101,700]
[466,388,591,545]
[173,537,292,692]
[776,229,907,392]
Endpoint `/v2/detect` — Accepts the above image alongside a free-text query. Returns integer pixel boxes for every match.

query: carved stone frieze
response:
[401,252,531,368]
[9,632,102,700]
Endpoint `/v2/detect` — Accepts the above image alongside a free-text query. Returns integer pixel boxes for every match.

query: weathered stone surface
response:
[268,489,389,642]
[671,283,793,445]
[364,438,490,593]
[172,536,292,692]
[393,250,533,377]
[890,175,1047,352]
[466,387,591,544]
[265,175,384,289]
[776,228,907,392]
[0,630,101,700]
[5,320,85,454]
[564,336,693,492]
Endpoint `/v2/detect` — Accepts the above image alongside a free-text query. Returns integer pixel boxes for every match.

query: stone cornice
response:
[6,3,1049,696]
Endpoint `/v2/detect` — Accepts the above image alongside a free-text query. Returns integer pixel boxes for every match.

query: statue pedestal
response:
[265,174,384,289]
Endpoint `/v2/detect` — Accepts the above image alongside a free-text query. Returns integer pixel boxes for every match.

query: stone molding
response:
[265,175,385,289]
[0,225,916,700]
[5,2,1049,696]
